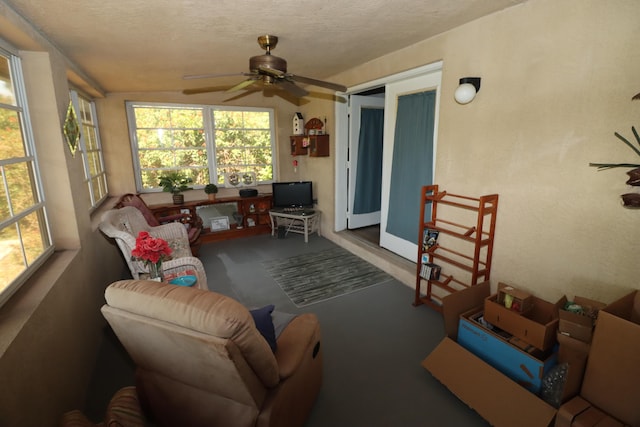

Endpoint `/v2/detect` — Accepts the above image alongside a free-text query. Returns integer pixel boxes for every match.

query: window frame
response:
[126,101,277,192]
[70,89,108,211]
[0,45,54,308]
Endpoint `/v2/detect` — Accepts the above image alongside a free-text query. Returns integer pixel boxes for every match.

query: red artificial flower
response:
[131,231,172,264]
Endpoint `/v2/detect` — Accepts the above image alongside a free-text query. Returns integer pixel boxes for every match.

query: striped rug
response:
[262,247,394,307]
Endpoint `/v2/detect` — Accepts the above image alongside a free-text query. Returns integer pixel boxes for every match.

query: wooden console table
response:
[149,194,273,243]
[269,209,321,243]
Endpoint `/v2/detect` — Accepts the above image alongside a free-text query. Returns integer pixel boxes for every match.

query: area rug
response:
[262,247,394,307]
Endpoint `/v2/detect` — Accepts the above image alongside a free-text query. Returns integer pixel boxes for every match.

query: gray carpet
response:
[86,234,489,426]
[262,246,394,307]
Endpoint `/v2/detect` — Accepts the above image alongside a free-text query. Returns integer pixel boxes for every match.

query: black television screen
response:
[272,181,313,208]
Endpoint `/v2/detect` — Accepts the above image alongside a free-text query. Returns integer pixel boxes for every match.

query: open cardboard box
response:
[558,296,605,343]
[484,284,563,351]
[577,290,640,427]
[555,396,625,427]
[458,308,557,393]
[555,333,590,403]
[422,281,558,427]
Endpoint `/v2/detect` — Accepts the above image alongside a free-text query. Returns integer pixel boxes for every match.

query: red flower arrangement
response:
[131,231,172,265]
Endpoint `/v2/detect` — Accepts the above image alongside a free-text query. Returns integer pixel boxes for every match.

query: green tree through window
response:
[127,103,275,191]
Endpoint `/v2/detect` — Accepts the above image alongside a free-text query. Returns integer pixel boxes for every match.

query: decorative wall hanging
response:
[63,100,80,157]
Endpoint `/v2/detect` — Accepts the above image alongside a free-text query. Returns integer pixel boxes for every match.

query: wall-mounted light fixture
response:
[454,77,481,104]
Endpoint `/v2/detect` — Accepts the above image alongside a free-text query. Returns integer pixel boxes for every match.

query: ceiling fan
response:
[182,35,347,98]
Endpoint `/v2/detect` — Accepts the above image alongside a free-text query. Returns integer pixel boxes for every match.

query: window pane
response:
[136,129,164,148]
[0,224,24,292]
[83,124,98,150]
[0,175,9,222]
[20,210,47,265]
[0,108,27,159]
[88,151,100,175]
[130,103,274,191]
[91,177,103,202]
[73,91,107,208]
[244,111,270,128]
[6,161,36,213]
[0,56,16,106]
[216,147,245,165]
[255,164,273,182]
[170,108,202,128]
[214,110,243,128]
[135,107,172,128]
[173,129,206,148]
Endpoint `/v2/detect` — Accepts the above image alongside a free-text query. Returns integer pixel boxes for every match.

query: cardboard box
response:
[484,289,562,351]
[458,309,558,393]
[422,281,558,427]
[558,296,605,343]
[555,397,625,427]
[498,283,534,313]
[556,333,590,403]
[573,406,608,427]
[555,396,591,427]
[580,291,640,427]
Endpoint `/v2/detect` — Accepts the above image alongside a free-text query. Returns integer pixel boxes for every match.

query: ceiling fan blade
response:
[277,80,309,98]
[257,65,284,78]
[182,86,230,95]
[633,92,640,100]
[289,74,347,92]
[226,78,259,93]
[183,72,249,80]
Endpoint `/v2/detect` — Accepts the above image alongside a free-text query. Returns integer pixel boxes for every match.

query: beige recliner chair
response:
[101,280,323,427]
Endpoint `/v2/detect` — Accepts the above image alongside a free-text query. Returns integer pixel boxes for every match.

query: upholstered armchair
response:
[101,280,323,427]
[99,207,208,289]
[116,193,202,256]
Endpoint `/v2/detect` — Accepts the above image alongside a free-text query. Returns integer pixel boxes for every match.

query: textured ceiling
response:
[3,0,527,94]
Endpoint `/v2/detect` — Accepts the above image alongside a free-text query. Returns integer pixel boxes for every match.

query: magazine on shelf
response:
[422,228,439,251]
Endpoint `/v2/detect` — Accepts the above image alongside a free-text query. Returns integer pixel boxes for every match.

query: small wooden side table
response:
[268,210,321,243]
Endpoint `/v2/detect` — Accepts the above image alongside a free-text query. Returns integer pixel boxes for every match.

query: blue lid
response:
[169,275,197,287]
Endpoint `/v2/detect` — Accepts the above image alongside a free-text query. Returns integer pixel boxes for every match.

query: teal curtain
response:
[353,108,384,214]
[386,91,436,242]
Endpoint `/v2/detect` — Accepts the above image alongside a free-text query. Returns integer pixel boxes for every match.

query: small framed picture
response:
[210,216,230,231]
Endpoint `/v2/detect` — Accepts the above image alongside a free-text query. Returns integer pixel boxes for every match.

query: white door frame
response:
[379,71,442,261]
[347,94,385,229]
[335,61,443,233]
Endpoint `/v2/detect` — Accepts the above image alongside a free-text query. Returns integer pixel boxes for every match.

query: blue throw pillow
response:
[250,304,277,352]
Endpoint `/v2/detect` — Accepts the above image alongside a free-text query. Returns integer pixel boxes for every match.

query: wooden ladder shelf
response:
[414,185,499,312]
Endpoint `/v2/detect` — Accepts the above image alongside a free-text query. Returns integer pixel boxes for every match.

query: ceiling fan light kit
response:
[183,35,346,99]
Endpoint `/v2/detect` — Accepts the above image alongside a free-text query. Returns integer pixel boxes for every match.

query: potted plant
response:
[204,183,219,201]
[589,125,640,208]
[158,171,193,205]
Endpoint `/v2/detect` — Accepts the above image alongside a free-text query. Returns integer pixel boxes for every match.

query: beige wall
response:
[319,0,639,302]
[0,8,126,427]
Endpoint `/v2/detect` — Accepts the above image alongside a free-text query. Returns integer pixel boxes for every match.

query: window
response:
[0,48,53,306]
[126,102,275,191]
[70,90,108,209]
